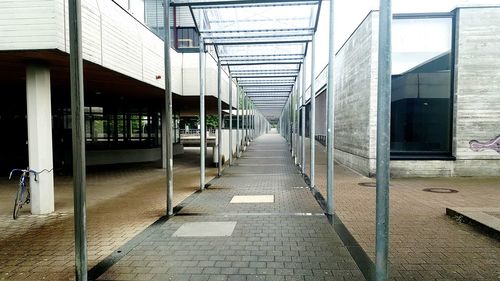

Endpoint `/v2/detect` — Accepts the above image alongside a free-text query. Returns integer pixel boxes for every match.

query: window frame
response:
[390,12,456,160]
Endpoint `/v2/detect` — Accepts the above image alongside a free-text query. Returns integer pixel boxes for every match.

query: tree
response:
[196,115,219,129]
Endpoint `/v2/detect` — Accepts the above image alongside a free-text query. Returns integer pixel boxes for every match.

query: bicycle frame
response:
[10,168,38,219]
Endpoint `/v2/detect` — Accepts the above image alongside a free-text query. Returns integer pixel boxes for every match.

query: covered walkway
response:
[95,133,364,281]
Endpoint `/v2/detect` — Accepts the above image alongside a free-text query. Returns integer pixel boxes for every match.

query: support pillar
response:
[163,0,174,216]
[309,35,316,188]
[229,75,233,165]
[68,0,87,278]
[236,87,240,156]
[326,0,335,216]
[26,65,55,215]
[252,101,254,139]
[161,107,167,169]
[217,59,222,176]
[199,37,206,191]
[301,59,306,174]
[375,0,392,279]
[243,94,246,145]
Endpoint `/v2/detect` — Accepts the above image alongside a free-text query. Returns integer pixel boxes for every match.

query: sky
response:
[309,0,500,81]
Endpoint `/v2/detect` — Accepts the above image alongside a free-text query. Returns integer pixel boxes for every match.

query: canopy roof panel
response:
[172,0,321,120]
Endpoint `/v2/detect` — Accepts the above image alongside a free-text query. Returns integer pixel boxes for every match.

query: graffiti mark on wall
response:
[469,135,500,154]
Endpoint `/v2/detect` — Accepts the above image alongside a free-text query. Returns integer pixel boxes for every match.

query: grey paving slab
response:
[97,134,365,281]
[173,222,237,237]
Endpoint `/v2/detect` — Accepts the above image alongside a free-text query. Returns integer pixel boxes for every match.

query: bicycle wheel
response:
[13,184,26,220]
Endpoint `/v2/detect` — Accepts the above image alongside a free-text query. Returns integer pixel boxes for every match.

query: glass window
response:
[130,115,141,141]
[391,16,453,157]
[67,106,162,148]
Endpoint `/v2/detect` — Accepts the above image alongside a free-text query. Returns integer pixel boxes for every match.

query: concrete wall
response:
[315,91,327,136]
[0,0,234,105]
[220,129,243,165]
[391,7,500,177]
[309,8,500,177]
[86,148,161,165]
[330,12,378,176]
[182,53,235,106]
[452,7,500,175]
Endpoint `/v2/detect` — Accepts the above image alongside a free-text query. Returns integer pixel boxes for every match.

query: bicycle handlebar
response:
[9,168,52,181]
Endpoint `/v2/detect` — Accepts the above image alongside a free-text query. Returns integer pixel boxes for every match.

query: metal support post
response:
[252,103,255,138]
[296,84,300,166]
[245,96,249,142]
[301,59,306,174]
[68,0,87,279]
[248,97,251,141]
[249,101,252,140]
[309,34,316,188]
[290,95,293,153]
[164,0,174,216]
[199,37,206,191]
[236,87,240,156]
[217,59,222,176]
[375,0,392,280]
[229,74,233,165]
[293,87,297,163]
[289,99,292,144]
[250,102,253,138]
[242,92,246,145]
[326,0,335,216]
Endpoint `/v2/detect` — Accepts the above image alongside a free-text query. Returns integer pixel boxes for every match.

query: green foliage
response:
[196,115,219,129]
[206,115,219,128]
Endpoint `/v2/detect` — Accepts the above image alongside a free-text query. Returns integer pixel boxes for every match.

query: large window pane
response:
[391,16,453,156]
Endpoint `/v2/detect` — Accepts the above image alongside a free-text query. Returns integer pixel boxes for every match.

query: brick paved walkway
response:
[97,133,365,281]
[0,148,217,281]
[303,139,500,281]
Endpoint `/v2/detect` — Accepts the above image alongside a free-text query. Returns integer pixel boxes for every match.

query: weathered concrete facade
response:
[315,7,500,177]
[330,12,378,176]
[391,7,500,177]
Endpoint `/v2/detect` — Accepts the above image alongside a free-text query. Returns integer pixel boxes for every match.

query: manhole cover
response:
[358,182,376,187]
[422,188,458,193]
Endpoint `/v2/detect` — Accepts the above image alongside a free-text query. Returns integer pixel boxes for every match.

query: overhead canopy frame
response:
[172,0,322,120]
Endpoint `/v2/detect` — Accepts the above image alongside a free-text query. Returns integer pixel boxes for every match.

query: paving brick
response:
[305,139,500,280]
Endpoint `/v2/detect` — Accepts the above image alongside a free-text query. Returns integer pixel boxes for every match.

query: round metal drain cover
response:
[422,188,458,193]
[358,182,376,187]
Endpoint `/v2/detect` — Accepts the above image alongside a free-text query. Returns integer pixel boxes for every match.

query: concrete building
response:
[301,6,500,177]
[0,0,249,214]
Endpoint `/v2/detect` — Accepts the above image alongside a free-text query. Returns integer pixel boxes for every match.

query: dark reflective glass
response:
[390,17,453,157]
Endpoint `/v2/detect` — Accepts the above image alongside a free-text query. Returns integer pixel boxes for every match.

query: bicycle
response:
[9,168,38,220]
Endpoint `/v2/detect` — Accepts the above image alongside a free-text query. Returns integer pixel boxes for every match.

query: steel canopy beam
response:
[219,53,304,58]
[171,0,320,7]
[244,89,292,93]
[238,83,295,86]
[204,33,313,40]
[202,28,313,34]
[224,61,302,66]
[239,79,296,82]
[245,90,291,93]
[206,40,310,46]
[247,96,289,99]
[233,75,297,78]
[231,68,299,72]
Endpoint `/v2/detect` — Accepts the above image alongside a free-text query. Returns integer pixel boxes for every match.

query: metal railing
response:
[180,128,216,137]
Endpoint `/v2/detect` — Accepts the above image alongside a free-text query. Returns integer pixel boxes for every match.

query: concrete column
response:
[161,106,167,169]
[309,35,316,188]
[236,87,240,156]
[199,37,206,191]
[26,65,55,214]
[229,75,233,165]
